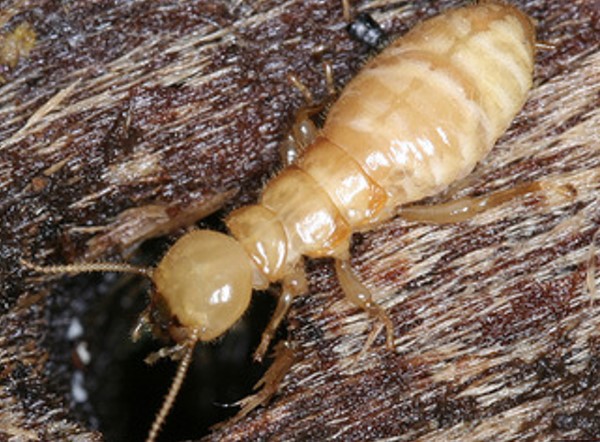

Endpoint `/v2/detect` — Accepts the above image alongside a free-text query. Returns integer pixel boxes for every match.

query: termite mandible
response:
[23,2,537,440]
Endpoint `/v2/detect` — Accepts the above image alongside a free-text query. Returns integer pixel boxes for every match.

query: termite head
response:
[137,229,254,442]
[147,229,254,344]
[22,228,255,442]
[23,229,254,345]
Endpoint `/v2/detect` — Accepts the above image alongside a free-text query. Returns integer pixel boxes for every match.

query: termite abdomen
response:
[323,3,536,216]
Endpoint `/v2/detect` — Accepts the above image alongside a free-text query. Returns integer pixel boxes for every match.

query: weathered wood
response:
[1,0,599,441]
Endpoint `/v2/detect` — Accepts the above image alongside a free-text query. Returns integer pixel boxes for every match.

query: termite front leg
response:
[335,259,395,352]
[254,264,307,362]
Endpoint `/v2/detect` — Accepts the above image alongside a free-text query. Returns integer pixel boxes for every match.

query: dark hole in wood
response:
[44,232,277,441]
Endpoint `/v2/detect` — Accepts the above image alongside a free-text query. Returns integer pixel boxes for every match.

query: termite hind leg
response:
[254,265,307,362]
[399,180,575,225]
[335,259,395,353]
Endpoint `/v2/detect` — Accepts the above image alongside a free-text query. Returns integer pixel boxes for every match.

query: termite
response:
[22,2,536,441]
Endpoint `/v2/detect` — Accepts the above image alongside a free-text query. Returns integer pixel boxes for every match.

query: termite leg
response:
[399,180,576,224]
[281,63,336,166]
[287,72,314,104]
[334,259,395,352]
[254,264,307,362]
[280,108,319,166]
[220,340,295,426]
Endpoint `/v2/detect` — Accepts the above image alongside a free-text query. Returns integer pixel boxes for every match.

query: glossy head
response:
[153,230,253,342]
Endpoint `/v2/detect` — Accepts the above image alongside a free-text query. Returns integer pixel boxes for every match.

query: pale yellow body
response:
[25,5,537,440]
[227,3,536,287]
[148,4,537,437]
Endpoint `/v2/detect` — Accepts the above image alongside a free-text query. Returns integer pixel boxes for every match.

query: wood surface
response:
[0,0,599,441]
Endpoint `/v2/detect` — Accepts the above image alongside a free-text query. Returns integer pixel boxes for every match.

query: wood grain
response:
[1,0,598,440]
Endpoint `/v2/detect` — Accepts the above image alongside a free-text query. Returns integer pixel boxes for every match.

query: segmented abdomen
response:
[315,3,535,225]
[227,3,536,280]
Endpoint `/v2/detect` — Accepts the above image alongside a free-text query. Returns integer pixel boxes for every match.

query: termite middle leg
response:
[280,102,320,166]
[254,264,308,362]
[228,340,295,424]
[335,259,395,352]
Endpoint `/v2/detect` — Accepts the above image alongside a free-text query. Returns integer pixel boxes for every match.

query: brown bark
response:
[1,0,599,441]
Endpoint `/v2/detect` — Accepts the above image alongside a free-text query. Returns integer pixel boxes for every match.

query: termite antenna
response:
[146,329,198,442]
[20,258,153,278]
